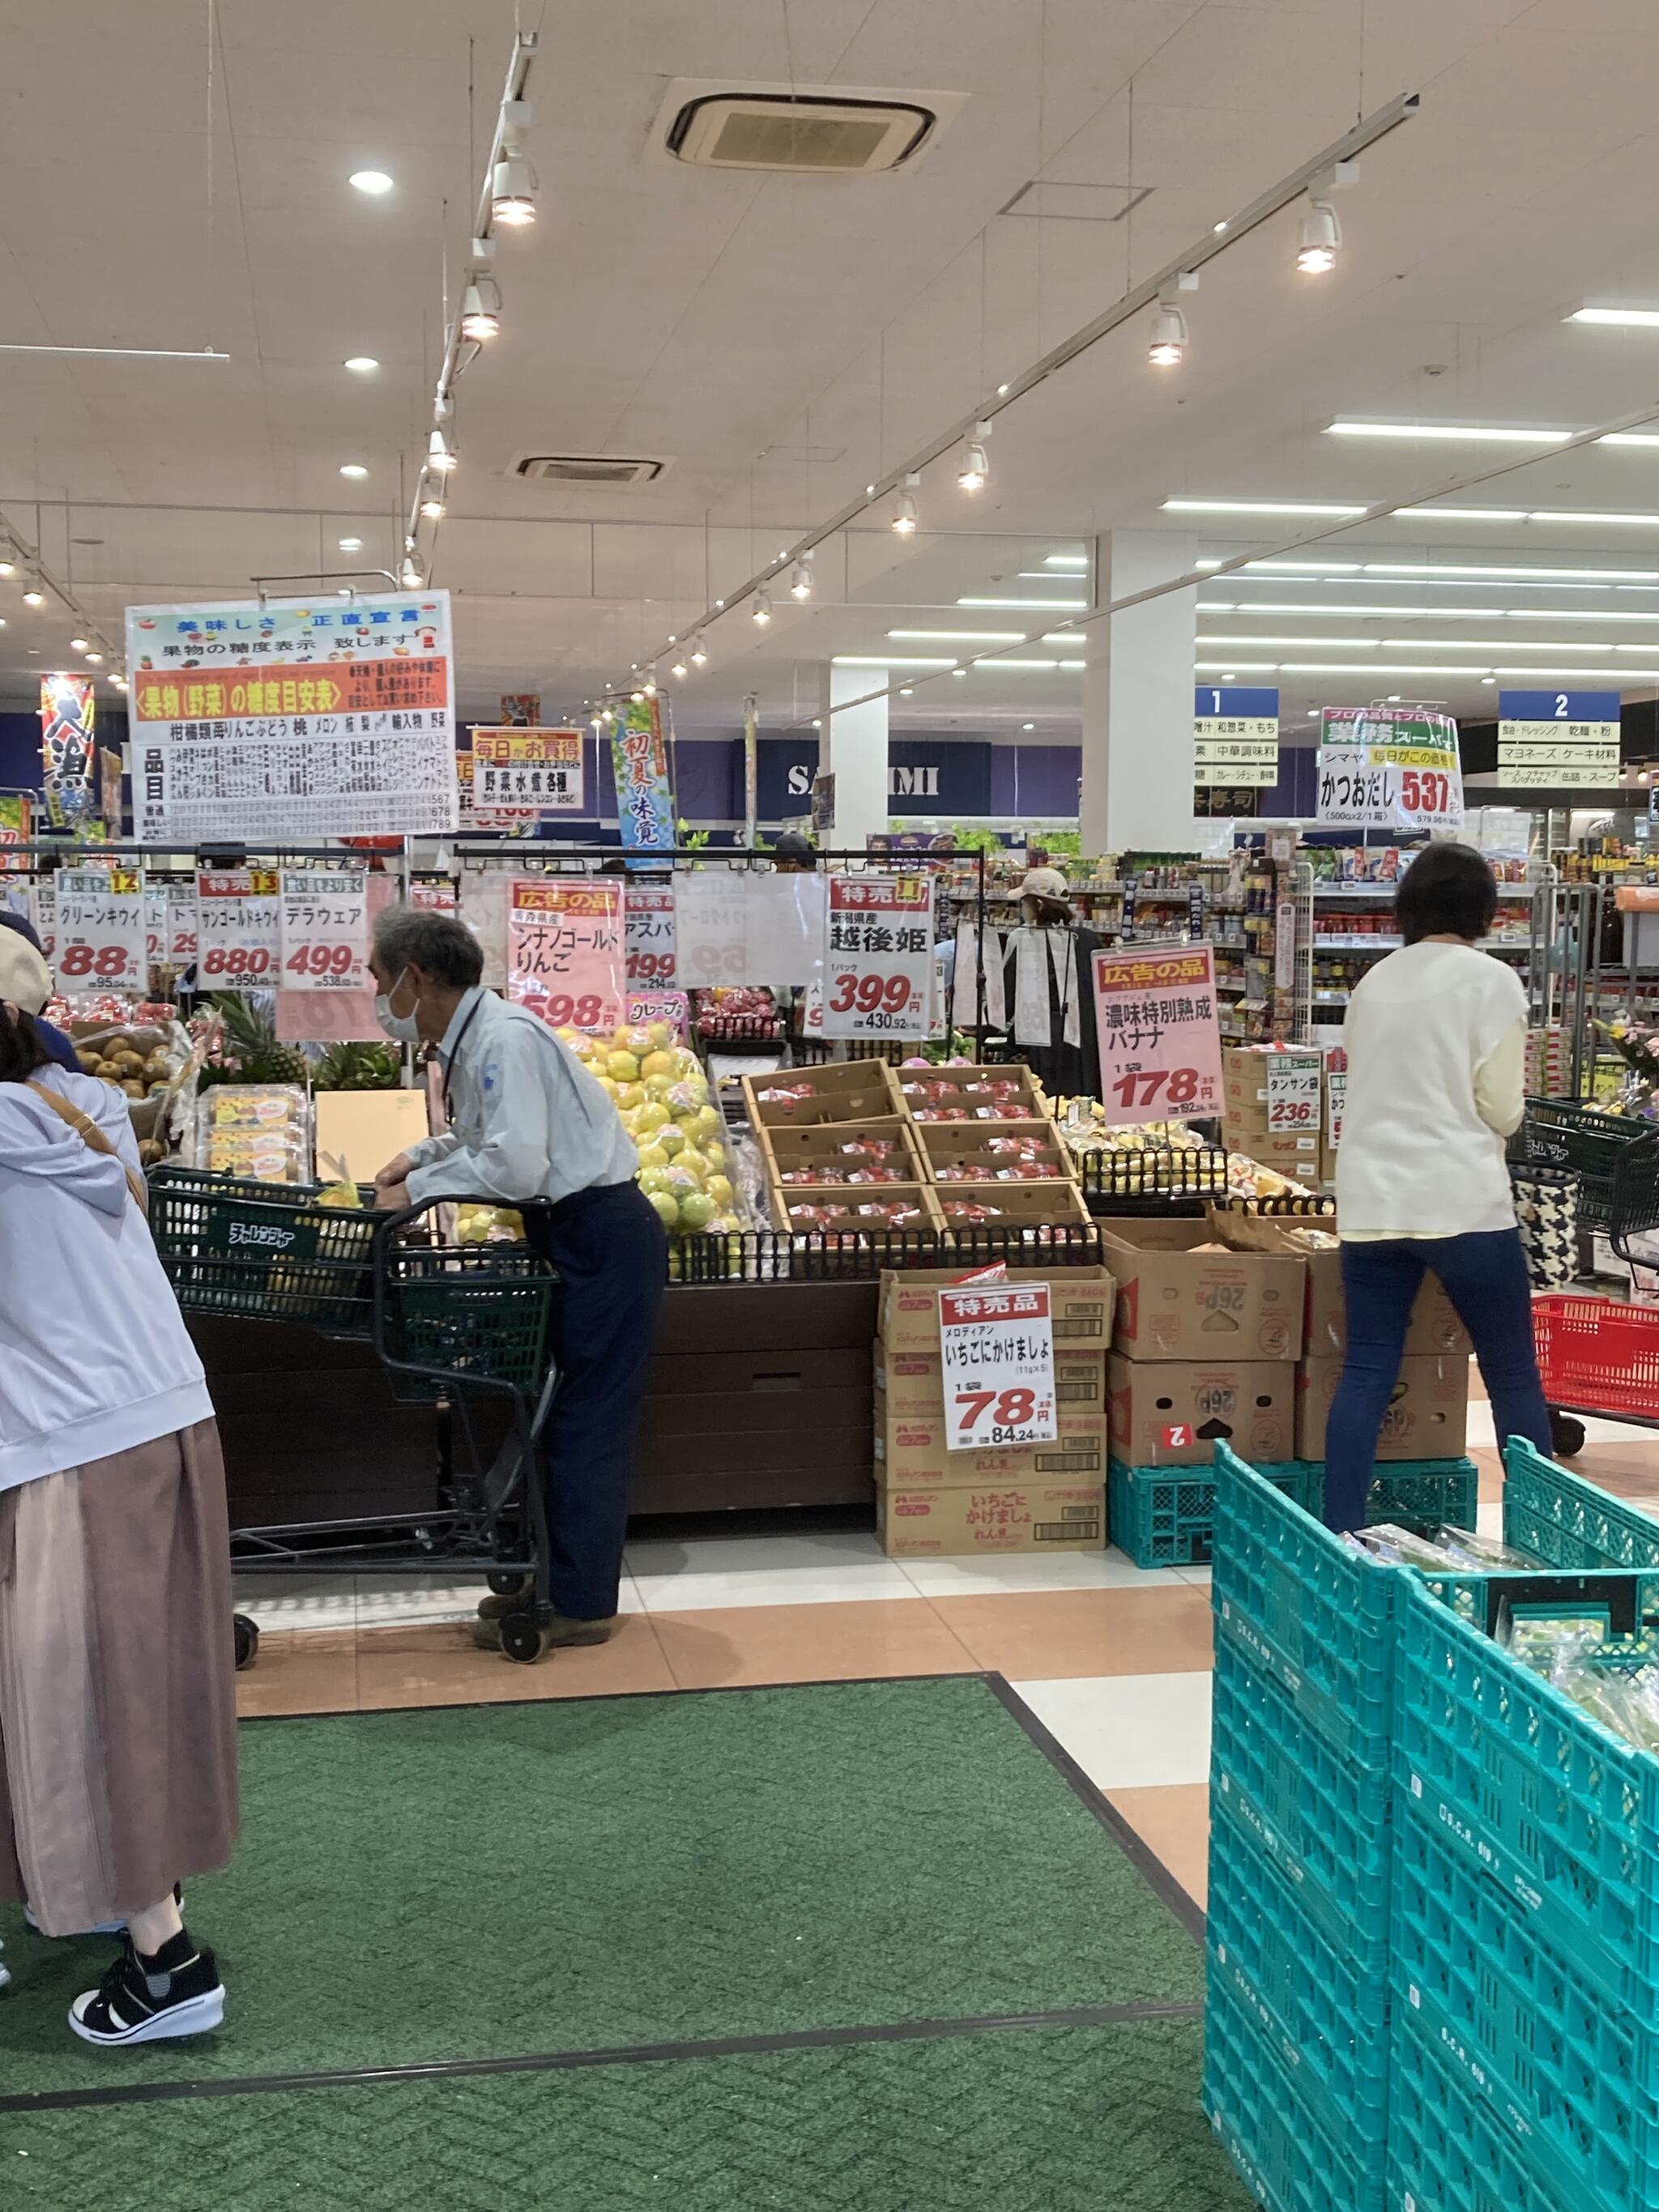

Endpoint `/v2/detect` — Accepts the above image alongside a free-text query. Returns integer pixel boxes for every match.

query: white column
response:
[1078,531,1199,852]
[819,662,889,849]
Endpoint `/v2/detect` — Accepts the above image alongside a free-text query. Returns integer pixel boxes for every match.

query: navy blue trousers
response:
[1324,1228,1551,1535]
[524,1181,667,1617]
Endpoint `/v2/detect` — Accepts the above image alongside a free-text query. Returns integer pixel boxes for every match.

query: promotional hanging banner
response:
[195,868,281,990]
[53,865,146,994]
[609,697,676,858]
[126,590,457,842]
[0,793,31,867]
[821,873,933,1040]
[470,727,586,820]
[498,692,541,727]
[1092,942,1223,1125]
[937,1280,1059,1452]
[40,674,96,828]
[1316,706,1464,833]
[625,883,679,986]
[410,876,458,912]
[1265,1050,1323,1133]
[506,880,626,1033]
[1193,685,1280,788]
[1496,690,1621,788]
[278,869,369,992]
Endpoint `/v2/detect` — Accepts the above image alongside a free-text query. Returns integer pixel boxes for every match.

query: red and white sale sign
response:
[196,869,280,988]
[1265,1052,1322,1133]
[279,869,368,992]
[508,879,625,1033]
[1092,942,1223,1125]
[54,866,147,995]
[821,873,932,1040]
[938,1280,1059,1451]
[625,884,678,986]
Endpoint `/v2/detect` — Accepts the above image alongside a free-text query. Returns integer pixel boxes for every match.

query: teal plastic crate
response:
[1392,1803,1659,2212]
[1389,2011,1583,2212]
[1365,1455,1479,1532]
[1108,1457,1321,1567]
[1207,1802,1389,2150]
[1504,1434,1659,1572]
[1204,1972,1385,2212]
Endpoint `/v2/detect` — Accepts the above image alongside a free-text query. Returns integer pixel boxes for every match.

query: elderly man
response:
[368,905,666,1648]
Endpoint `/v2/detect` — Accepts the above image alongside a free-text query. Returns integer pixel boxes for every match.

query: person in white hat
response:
[1000,864,1103,1098]
[0,918,79,1072]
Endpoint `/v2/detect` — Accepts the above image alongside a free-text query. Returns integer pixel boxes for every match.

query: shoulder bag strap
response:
[25,1082,149,1213]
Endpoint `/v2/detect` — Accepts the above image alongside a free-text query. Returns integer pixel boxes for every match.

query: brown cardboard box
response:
[1097,1220,1304,1362]
[877,1479,1106,1558]
[1107,1354,1296,1468]
[873,1392,1107,1485]
[770,1182,942,1234]
[873,1341,1106,1418]
[1222,1211,1471,1359]
[1227,1129,1323,1175]
[1296,1353,1470,1462]
[878,1266,1113,1354]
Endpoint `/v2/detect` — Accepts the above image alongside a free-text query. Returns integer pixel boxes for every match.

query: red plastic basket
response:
[1533,1292,1659,1420]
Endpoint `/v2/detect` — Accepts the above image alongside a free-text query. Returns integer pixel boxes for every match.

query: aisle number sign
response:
[1316,707,1464,833]
[1265,1051,1322,1133]
[54,866,146,993]
[1092,943,1223,1125]
[938,1281,1058,1452]
[1497,691,1620,788]
[196,869,281,987]
[507,880,626,1033]
[1194,686,1280,787]
[821,873,933,1040]
[278,870,368,991]
[470,727,586,822]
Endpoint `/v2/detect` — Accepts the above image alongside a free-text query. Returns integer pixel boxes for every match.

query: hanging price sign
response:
[821,873,932,1039]
[471,727,586,823]
[1265,1051,1323,1132]
[938,1280,1058,1451]
[196,868,280,988]
[625,884,678,985]
[279,869,368,991]
[1326,1067,1347,1149]
[1092,942,1223,1125]
[164,882,199,965]
[28,884,55,964]
[507,880,626,1032]
[410,877,458,912]
[1317,707,1464,833]
[54,866,147,993]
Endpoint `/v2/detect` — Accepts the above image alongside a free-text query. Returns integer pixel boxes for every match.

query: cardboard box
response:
[1222,1211,1471,1359]
[878,1265,1113,1354]
[874,1392,1107,1485]
[744,1062,903,1129]
[1296,1353,1470,1462]
[915,1124,1072,1182]
[762,1116,924,1184]
[894,1062,1047,1126]
[770,1182,942,1234]
[873,1341,1106,1418]
[1098,1219,1305,1362]
[1226,1128,1323,1174]
[933,1180,1093,1231]
[1107,1354,1296,1468]
[877,1479,1105,1558]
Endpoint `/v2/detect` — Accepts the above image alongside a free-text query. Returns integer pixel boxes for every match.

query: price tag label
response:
[625,884,678,986]
[28,884,55,964]
[196,868,280,988]
[1092,942,1223,1125]
[279,869,368,991]
[54,866,146,994]
[1317,707,1464,833]
[626,988,690,1042]
[1326,1068,1347,1149]
[821,874,932,1040]
[1266,1053,1323,1133]
[938,1280,1058,1452]
[507,879,626,1032]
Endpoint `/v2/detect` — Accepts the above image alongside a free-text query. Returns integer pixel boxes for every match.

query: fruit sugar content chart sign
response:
[1092,943,1223,1125]
[1496,690,1620,788]
[470,727,586,824]
[279,869,368,992]
[126,590,458,842]
[1316,706,1464,833]
[937,1281,1059,1451]
[196,868,280,989]
[507,880,626,1033]
[821,873,932,1040]
[54,865,147,993]
[1193,685,1280,788]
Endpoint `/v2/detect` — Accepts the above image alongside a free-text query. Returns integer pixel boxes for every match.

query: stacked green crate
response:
[1109,1455,1478,1570]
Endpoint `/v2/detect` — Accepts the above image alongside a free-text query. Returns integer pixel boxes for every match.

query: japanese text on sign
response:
[1092,943,1223,1125]
[1266,1053,1322,1132]
[54,866,146,994]
[196,868,280,989]
[1326,1068,1347,1149]
[470,727,586,820]
[507,880,626,1034]
[626,990,690,1042]
[625,884,678,985]
[1193,685,1280,788]
[822,873,932,1040]
[938,1281,1058,1451]
[1496,691,1621,790]
[608,698,675,856]
[1317,706,1464,833]
[278,870,368,992]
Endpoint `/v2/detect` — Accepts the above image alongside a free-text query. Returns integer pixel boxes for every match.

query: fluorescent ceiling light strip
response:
[1203,600,1659,621]
[1043,555,1089,567]
[1363,562,1659,581]
[1243,560,1364,571]
[1327,420,1573,443]
[1164,498,1368,516]
[886,629,1028,642]
[832,655,953,667]
[0,343,231,360]
[1397,505,1659,526]
[1598,434,1659,448]
[1569,306,1659,326]
[957,596,1085,609]
[1200,633,1618,652]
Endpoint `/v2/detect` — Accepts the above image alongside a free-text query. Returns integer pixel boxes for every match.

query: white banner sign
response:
[938,1280,1059,1451]
[673,871,826,991]
[279,869,368,992]
[54,865,147,994]
[126,590,457,842]
[822,873,932,1040]
[1316,707,1464,833]
[196,867,281,990]
[1326,1067,1346,1149]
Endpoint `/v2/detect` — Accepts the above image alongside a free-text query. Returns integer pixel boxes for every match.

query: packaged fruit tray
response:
[933,1180,1090,1231]
[743,1062,904,1128]
[769,1182,944,1235]
[762,1117,925,1187]
[915,1125,1070,1182]
[896,1063,1047,1125]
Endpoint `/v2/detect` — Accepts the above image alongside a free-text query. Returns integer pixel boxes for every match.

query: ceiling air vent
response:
[655,82,966,176]
[513,454,669,485]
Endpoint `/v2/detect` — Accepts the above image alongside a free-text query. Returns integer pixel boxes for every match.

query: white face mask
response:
[374,967,424,1046]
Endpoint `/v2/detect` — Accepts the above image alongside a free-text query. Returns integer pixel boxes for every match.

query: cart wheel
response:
[233,1614,260,1671]
[1550,1411,1587,1460]
[498,1613,551,1665]
[487,1570,532,1600]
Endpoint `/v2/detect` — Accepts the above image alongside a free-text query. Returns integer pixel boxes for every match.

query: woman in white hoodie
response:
[0,987,237,2045]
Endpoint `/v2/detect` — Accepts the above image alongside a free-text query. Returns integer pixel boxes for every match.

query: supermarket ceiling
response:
[9,0,1659,738]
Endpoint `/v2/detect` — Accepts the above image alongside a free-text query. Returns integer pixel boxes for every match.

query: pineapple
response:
[313,1040,402,1091]
[207,993,311,1086]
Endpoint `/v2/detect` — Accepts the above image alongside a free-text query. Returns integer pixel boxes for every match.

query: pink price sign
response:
[507,880,626,1033]
[1092,941,1223,1126]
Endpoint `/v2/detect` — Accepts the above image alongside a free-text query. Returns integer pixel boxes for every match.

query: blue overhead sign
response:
[1496,689,1621,788]
[1497,690,1620,724]
[1194,686,1279,788]
[1195,686,1279,719]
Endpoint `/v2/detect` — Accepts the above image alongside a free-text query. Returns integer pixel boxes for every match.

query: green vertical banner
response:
[609,697,676,857]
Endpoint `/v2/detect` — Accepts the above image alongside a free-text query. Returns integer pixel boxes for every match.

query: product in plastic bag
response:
[1431,1526,1546,1572]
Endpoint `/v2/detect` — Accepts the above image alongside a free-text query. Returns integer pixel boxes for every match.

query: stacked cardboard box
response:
[872,1265,1113,1558]
[1222,1044,1329,1188]
[911,1120,1092,1232]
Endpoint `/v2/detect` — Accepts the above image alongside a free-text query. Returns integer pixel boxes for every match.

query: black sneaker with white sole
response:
[26,1882,183,1940]
[69,1929,224,2047]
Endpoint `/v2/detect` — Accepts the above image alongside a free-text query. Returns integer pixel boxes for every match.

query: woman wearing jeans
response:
[1324,842,1553,1532]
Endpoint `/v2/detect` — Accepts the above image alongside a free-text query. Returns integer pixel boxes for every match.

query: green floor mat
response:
[0,1677,1202,2096]
[3,2019,1245,2212]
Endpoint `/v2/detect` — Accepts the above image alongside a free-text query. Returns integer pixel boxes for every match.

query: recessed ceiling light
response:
[1568,305,1659,326]
[1482,676,1497,684]
[1021,721,1035,731]
[1163,497,1369,518]
[338,537,363,552]
[343,356,380,375]
[957,596,1085,611]
[350,169,394,195]
[1327,420,1572,444]
[339,462,369,479]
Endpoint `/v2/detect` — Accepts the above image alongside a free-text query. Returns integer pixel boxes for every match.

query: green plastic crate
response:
[1108,1457,1320,1567]
[1504,1434,1659,1571]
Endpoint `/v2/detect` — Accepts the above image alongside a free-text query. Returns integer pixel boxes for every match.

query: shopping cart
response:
[147,1170,562,1665]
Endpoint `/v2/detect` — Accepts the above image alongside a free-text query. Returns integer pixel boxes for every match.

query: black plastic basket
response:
[147,1167,380,1331]
[664,1221,1104,1284]
[1508,1098,1653,1229]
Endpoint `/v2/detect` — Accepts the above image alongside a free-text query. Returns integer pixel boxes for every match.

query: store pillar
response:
[819,662,889,849]
[1078,531,1200,850]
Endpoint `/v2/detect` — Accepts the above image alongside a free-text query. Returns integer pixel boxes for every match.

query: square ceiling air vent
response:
[513,454,670,485]
[653,81,966,176]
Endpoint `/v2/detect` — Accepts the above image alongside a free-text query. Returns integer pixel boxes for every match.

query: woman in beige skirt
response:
[0,974,238,2046]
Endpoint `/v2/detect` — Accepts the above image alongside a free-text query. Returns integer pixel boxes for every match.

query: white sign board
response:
[1265,1052,1322,1135]
[196,868,281,990]
[938,1280,1059,1451]
[1496,690,1621,789]
[673,871,827,991]
[822,873,932,1040]
[54,865,146,994]
[279,869,369,992]
[1316,707,1464,833]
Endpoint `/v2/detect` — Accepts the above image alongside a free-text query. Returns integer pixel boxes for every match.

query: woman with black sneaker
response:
[0,997,237,2044]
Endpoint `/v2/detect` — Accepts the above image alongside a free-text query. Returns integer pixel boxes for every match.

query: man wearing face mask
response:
[366,906,666,1650]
